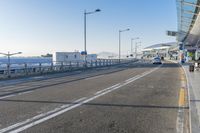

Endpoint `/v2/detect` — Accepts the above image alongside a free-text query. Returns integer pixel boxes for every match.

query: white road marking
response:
[125,75,140,82]
[0,97,87,133]
[167,60,189,133]
[0,90,34,100]
[181,64,192,133]
[0,65,162,133]
[18,91,34,95]
[84,75,104,80]
[0,94,15,100]
[94,83,121,95]
[32,76,44,79]
[0,75,104,100]
[176,109,184,133]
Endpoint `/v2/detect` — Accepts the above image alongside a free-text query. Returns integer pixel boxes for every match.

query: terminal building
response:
[142,42,178,59]
[176,0,200,62]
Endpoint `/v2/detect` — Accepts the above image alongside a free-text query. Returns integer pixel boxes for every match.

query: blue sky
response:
[0,0,177,56]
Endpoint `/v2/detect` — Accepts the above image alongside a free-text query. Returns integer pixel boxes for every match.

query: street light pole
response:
[84,9,101,67]
[0,51,22,78]
[84,10,87,62]
[119,28,130,63]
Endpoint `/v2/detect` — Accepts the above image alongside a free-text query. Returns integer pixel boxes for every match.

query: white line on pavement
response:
[167,60,189,133]
[0,65,162,133]
[181,64,192,133]
[0,97,87,133]
[0,90,34,100]
[94,83,121,95]
[84,75,104,80]
[0,94,16,100]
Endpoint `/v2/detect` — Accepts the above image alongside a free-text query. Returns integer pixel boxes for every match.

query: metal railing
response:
[0,59,136,79]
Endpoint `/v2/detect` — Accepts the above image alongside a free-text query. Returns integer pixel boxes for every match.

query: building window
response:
[66,55,68,59]
[74,55,77,58]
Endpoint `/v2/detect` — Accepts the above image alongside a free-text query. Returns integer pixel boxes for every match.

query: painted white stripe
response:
[0,90,34,100]
[125,75,140,82]
[0,97,87,133]
[94,83,121,95]
[176,109,184,133]
[167,60,189,133]
[0,94,16,100]
[182,64,192,133]
[1,65,161,133]
[84,75,104,80]
[18,91,34,95]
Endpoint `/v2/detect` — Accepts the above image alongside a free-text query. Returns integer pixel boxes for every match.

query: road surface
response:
[0,61,189,133]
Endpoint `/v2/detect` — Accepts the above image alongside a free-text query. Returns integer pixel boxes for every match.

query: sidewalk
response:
[182,63,200,133]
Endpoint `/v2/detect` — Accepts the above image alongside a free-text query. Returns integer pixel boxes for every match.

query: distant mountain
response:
[97,52,118,59]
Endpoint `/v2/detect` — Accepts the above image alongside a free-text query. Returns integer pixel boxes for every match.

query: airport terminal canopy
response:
[142,42,177,58]
[142,42,176,51]
[176,0,200,48]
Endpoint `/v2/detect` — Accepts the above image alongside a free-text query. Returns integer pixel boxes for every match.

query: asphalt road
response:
[0,61,188,133]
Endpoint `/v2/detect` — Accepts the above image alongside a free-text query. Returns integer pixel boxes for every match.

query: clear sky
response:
[0,0,177,56]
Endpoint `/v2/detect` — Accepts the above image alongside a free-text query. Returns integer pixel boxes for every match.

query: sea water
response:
[0,57,52,64]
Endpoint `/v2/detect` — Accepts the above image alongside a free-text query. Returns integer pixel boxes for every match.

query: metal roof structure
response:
[176,0,200,47]
[143,42,177,51]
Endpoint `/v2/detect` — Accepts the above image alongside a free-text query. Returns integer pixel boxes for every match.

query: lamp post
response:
[84,9,101,67]
[119,28,130,63]
[0,51,22,78]
[131,37,139,54]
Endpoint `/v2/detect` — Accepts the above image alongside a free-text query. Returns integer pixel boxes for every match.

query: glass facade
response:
[176,0,199,42]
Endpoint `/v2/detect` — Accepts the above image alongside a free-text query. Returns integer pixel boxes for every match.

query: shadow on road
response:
[0,99,188,110]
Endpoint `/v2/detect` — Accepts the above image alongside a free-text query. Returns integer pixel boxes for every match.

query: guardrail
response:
[0,59,137,79]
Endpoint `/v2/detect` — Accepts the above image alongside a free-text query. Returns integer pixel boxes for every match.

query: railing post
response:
[39,63,42,74]
[7,63,11,78]
[95,60,97,67]
[51,62,54,72]
[69,61,72,70]
[24,63,28,75]
[77,61,79,68]
[90,60,93,67]
[60,62,63,71]
[99,60,101,66]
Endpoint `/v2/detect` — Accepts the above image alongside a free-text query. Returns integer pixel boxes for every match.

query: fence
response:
[0,59,137,79]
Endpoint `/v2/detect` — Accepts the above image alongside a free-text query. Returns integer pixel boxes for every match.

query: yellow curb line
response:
[179,88,185,107]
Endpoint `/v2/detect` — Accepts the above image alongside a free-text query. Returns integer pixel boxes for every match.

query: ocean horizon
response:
[0,57,52,64]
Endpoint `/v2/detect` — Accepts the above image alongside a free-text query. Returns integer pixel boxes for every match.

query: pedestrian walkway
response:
[182,64,200,133]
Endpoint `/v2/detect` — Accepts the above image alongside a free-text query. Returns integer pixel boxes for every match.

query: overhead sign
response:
[166,31,177,37]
